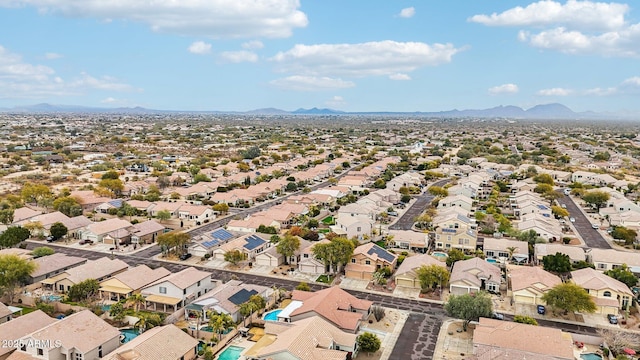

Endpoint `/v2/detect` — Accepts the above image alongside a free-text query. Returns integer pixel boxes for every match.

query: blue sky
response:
[1,0,640,113]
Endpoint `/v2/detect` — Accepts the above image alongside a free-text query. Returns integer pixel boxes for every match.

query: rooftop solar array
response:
[202,239,220,248]
[228,289,258,305]
[367,244,396,263]
[537,204,549,210]
[244,235,266,250]
[211,228,234,241]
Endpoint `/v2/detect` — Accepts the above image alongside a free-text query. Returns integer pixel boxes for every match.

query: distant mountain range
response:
[0,102,634,120]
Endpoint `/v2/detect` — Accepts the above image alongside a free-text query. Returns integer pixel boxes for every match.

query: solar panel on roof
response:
[368,244,396,263]
[244,235,266,250]
[202,239,219,248]
[228,289,258,305]
[211,229,234,241]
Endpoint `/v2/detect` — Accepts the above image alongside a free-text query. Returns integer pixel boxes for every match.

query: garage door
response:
[255,256,273,267]
[396,277,418,289]
[514,295,535,304]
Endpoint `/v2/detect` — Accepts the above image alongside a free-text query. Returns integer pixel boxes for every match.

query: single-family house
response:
[279,286,372,333]
[482,237,529,264]
[571,267,633,314]
[211,233,271,261]
[449,258,502,295]
[394,254,447,289]
[188,228,239,258]
[438,194,474,212]
[534,244,586,265]
[103,324,199,360]
[79,218,133,244]
[509,267,561,306]
[0,310,56,360]
[184,280,269,323]
[29,253,88,284]
[243,316,357,360]
[344,243,397,281]
[177,205,215,225]
[141,267,214,312]
[297,240,328,275]
[331,215,374,240]
[587,248,640,273]
[10,310,121,360]
[388,230,429,253]
[51,257,129,293]
[472,318,573,360]
[99,265,171,301]
[432,212,477,253]
[129,220,165,244]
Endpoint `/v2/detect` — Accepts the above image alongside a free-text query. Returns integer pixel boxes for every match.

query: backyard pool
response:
[580,353,602,360]
[120,329,140,343]
[486,258,498,264]
[41,295,63,302]
[263,309,282,321]
[431,252,448,260]
[216,345,244,360]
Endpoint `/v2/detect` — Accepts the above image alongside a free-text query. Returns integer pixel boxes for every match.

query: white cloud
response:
[100,97,117,103]
[469,0,627,31]
[188,41,212,55]
[389,73,411,80]
[398,7,415,18]
[326,95,346,107]
[0,0,308,39]
[219,51,258,63]
[242,40,264,50]
[271,40,461,78]
[44,52,63,59]
[472,1,640,57]
[269,75,355,91]
[488,83,519,95]
[537,87,572,96]
[584,87,617,96]
[0,45,137,99]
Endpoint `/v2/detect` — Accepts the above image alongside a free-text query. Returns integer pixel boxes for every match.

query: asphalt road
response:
[559,192,611,249]
[389,178,450,231]
[29,241,601,360]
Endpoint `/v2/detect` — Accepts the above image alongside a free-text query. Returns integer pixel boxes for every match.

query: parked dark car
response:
[79,239,93,245]
[607,314,618,324]
[537,305,546,315]
[46,236,55,242]
[179,253,192,261]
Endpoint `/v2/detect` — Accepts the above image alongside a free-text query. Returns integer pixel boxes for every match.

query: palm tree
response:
[208,312,235,341]
[506,246,518,262]
[126,293,145,312]
[134,316,147,333]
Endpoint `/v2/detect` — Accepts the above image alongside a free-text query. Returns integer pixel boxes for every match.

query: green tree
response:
[157,231,190,256]
[542,282,596,315]
[126,293,146,312]
[98,178,124,198]
[604,264,638,288]
[31,246,55,258]
[582,190,610,209]
[101,170,120,180]
[193,173,211,183]
[0,254,37,304]
[533,173,555,185]
[446,248,466,267]
[53,196,83,217]
[415,264,450,292]
[67,279,100,302]
[513,315,538,325]
[444,292,493,331]
[611,226,638,245]
[276,234,300,265]
[295,282,311,291]
[311,236,355,274]
[21,183,52,207]
[207,312,235,341]
[0,226,30,248]
[212,203,229,214]
[551,205,569,218]
[0,208,14,225]
[155,210,171,223]
[542,252,572,274]
[109,301,126,322]
[356,332,381,355]
[224,249,246,265]
[428,186,448,197]
[50,222,68,240]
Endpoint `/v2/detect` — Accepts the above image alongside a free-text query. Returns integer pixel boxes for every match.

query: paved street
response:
[560,192,611,249]
[389,178,450,231]
[28,241,601,360]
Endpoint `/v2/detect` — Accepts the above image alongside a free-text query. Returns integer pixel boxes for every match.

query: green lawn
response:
[318,228,330,234]
[316,274,333,284]
[375,240,386,248]
[321,216,335,225]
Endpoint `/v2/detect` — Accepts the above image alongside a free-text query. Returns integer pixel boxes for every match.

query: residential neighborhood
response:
[2,113,640,359]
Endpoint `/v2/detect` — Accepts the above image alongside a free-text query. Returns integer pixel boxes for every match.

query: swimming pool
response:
[580,353,602,360]
[263,309,282,321]
[41,295,63,302]
[120,329,140,343]
[431,252,448,260]
[216,345,244,360]
[486,258,498,264]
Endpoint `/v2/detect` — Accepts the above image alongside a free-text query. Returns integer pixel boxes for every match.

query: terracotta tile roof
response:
[110,265,171,291]
[253,316,356,360]
[129,220,165,237]
[12,207,40,223]
[19,310,120,354]
[31,253,87,278]
[290,286,372,332]
[0,310,56,357]
[86,218,132,236]
[64,257,129,284]
[103,324,198,360]
[571,267,633,295]
[509,267,561,292]
[395,253,446,279]
[148,267,211,290]
[473,318,573,359]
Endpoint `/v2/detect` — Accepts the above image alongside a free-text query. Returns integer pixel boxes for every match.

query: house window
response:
[486,251,495,257]
[487,283,497,292]
[365,260,371,265]
[447,236,451,241]
[357,227,361,232]
[159,287,167,294]
[37,349,43,356]
[303,254,309,258]
[351,259,356,263]
[98,346,103,358]
[197,281,201,287]
[436,242,443,248]
[498,252,508,258]
[445,244,451,249]
[603,291,612,297]
[183,289,187,295]
[75,353,83,360]
[597,263,607,270]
